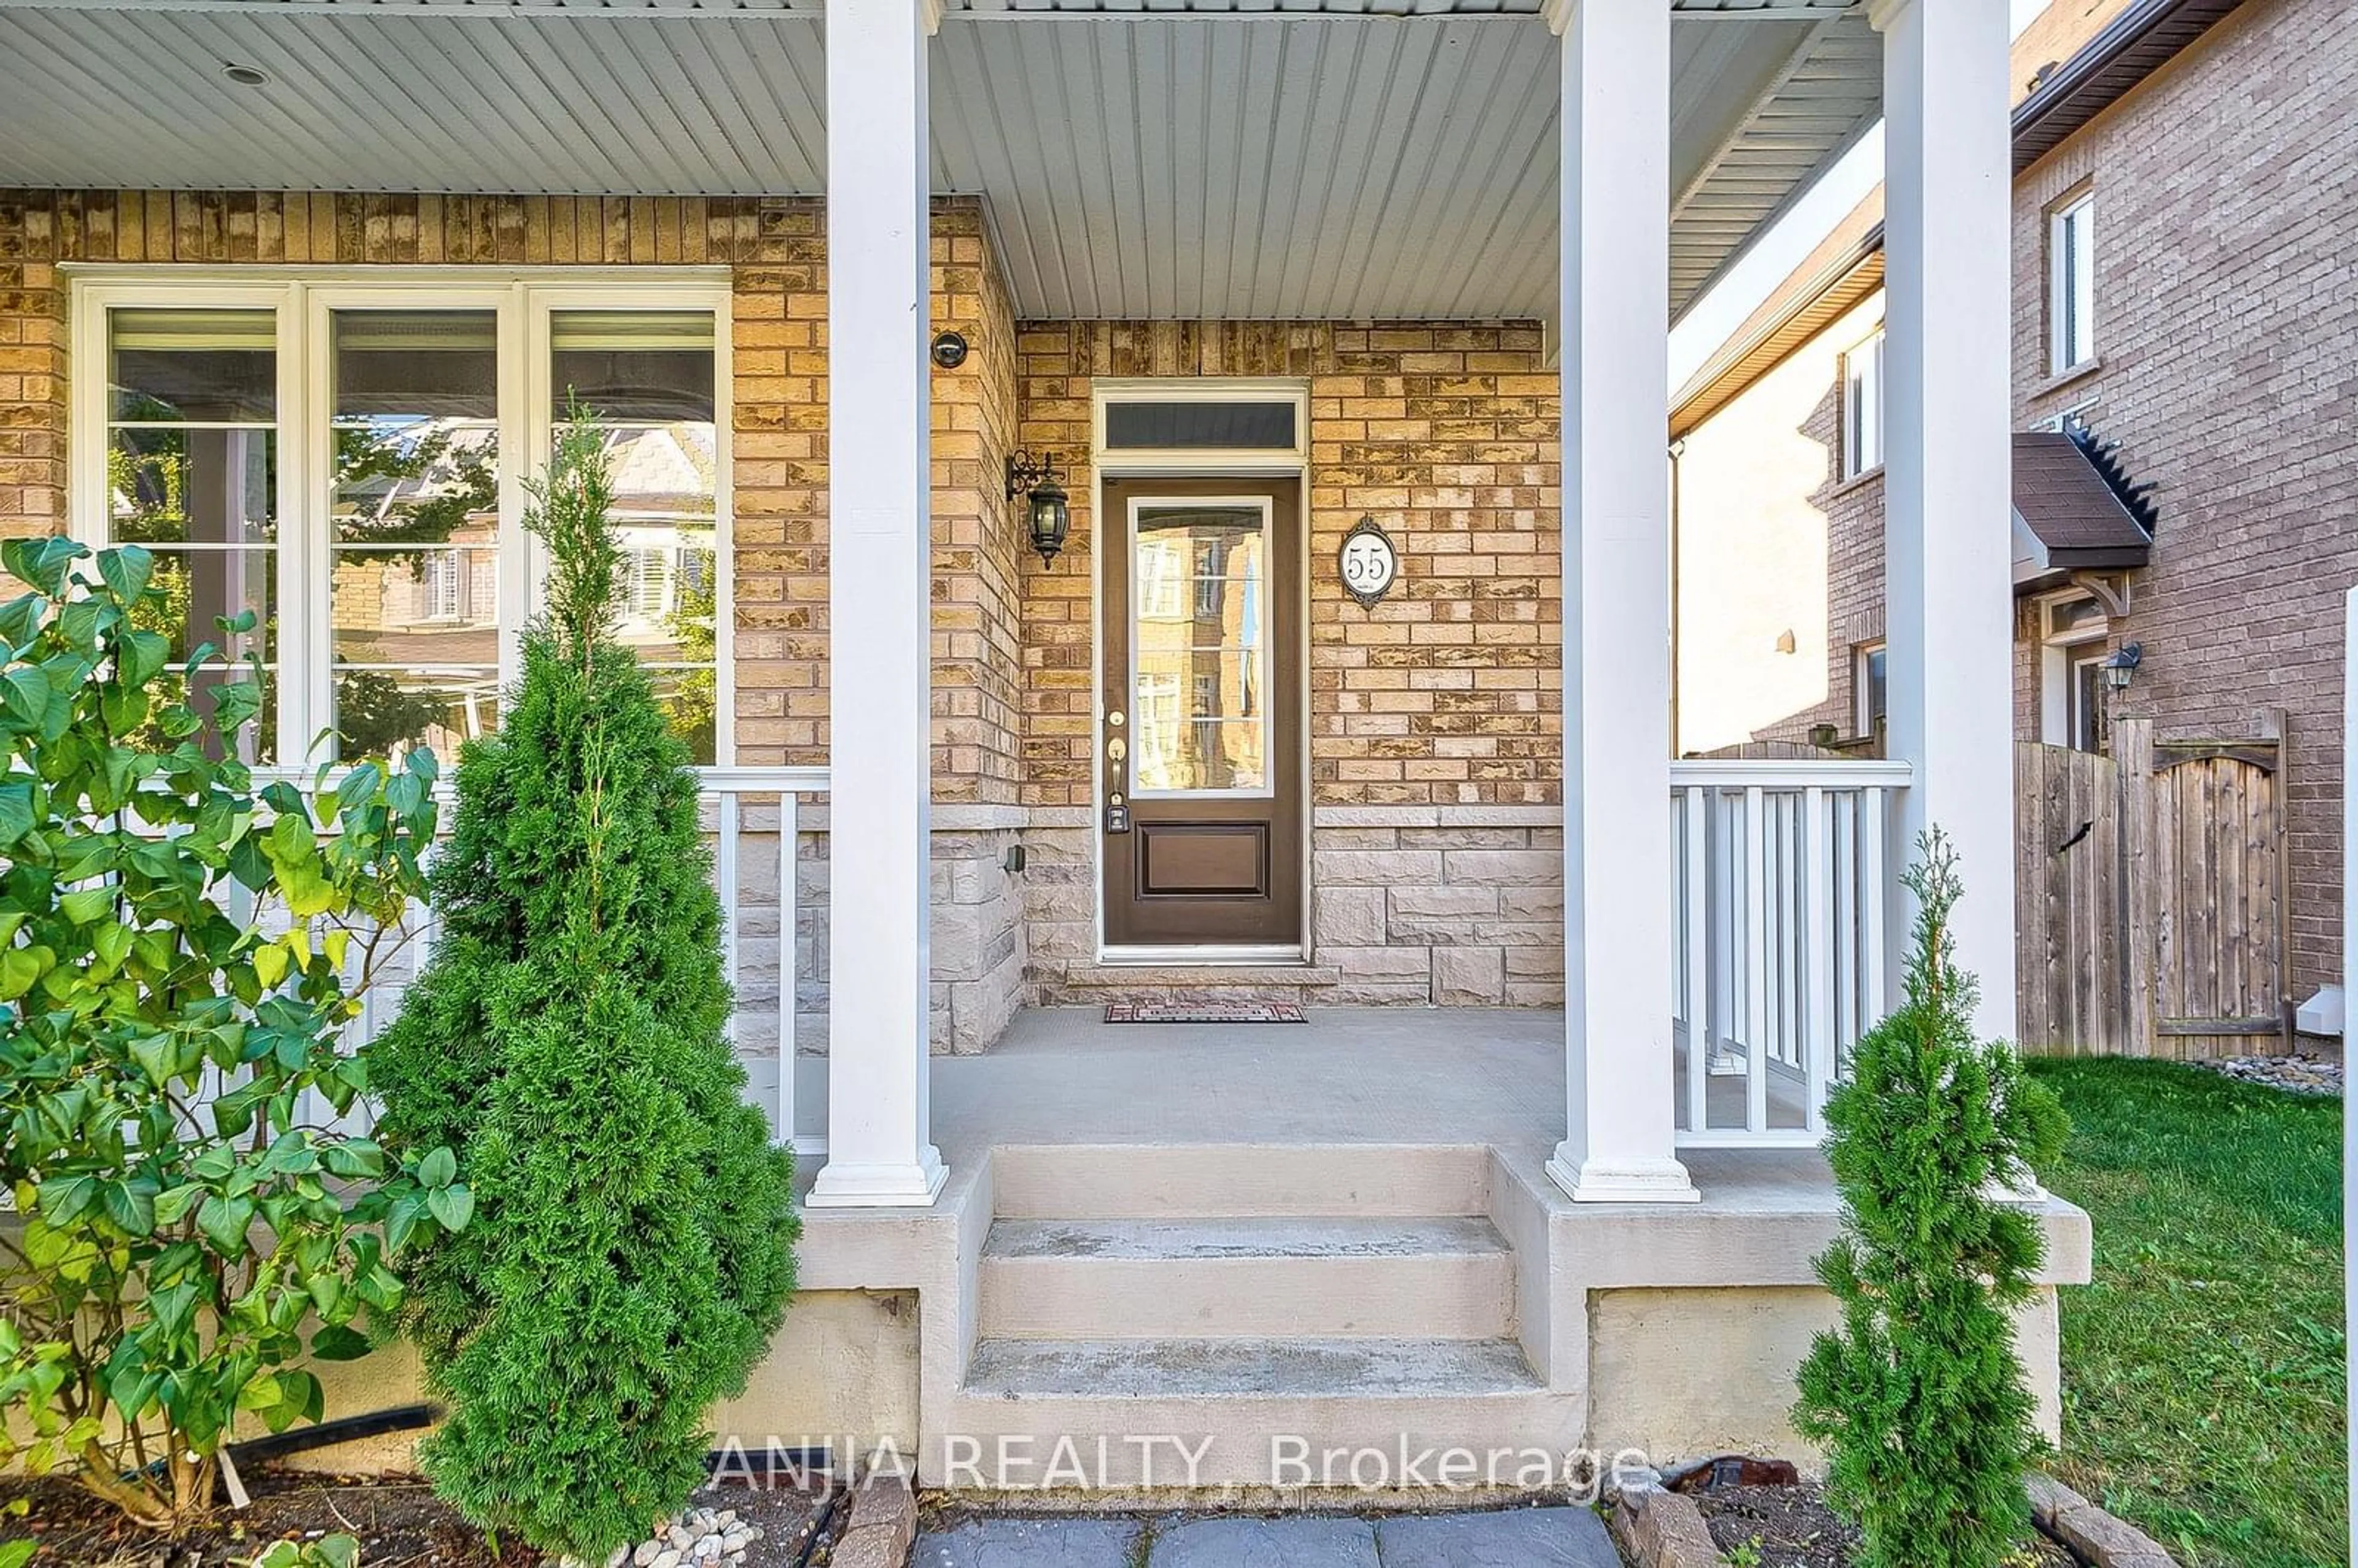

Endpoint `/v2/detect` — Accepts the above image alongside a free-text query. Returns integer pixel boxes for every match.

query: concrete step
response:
[977,1216,1517,1339]
[946,1337,1569,1488]
[967,1335,1541,1398]
[987,1143,1492,1220]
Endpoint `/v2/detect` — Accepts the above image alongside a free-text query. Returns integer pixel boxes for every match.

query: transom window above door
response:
[72,276,731,765]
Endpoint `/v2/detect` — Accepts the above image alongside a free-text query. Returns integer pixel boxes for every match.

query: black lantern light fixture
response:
[1007,450,1070,565]
[2101,640,2143,694]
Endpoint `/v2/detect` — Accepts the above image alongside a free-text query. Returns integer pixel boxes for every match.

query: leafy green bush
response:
[0,537,462,1534]
[373,416,796,1562]
[1794,831,2071,1568]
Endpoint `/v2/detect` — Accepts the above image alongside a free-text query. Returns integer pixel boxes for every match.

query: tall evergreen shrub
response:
[373,416,796,1562]
[1792,830,2068,1568]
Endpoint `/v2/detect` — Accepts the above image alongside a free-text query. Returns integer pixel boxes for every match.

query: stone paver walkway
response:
[917,1506,1619,1568]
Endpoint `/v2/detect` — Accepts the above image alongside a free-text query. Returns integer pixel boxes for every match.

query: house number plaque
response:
[1339,516,1399,609]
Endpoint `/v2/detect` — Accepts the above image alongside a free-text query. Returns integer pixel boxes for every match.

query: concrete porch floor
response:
[934,1007,1813,1163]
[779,1007,2091,1489]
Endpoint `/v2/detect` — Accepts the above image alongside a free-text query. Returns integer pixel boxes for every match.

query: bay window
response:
[72,276,730,765]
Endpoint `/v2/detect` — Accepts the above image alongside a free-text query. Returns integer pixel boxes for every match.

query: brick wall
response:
[1012,322,1562,812]
[0,188,1033,1052]
[2011,0,2358,1000]
[1683,0,2357,1020]
[1010,321,1567,1004]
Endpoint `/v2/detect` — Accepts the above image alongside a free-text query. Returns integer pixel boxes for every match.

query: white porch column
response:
[1546,0,1697,1205]
[806,0,947,1208]
[1873,0,2017,1046]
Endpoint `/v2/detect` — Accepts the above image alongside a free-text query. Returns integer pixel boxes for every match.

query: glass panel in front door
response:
[1130,503,1268,794]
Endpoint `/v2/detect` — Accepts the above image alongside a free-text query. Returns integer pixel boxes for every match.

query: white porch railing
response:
[1668,758,1910,1147]
[256,764,829,1154]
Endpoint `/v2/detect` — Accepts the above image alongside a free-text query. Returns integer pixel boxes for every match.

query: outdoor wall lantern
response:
[1006,451,1071,565]
[2101,641,2144,693]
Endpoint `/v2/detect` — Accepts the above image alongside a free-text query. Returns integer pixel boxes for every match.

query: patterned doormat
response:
[1102,1002,1308,1025]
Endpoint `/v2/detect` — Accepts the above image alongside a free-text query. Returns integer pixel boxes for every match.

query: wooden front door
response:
[1100,478,1302,949]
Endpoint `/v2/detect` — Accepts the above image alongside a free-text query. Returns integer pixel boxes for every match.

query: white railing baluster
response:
[778,791,799,1154]
[1862,784,1889,1028]
[1804,785,1834,1136]
[1684,784,1709,1138]
[717,789,742,1051]
[1743,784,1770,1136]
[1668,758,1909,1149]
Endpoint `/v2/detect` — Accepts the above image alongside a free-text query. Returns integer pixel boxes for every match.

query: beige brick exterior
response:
[1677,0,2358,1013]
[1012,322,1562,812]
[1010,322,1566,1005]
[0,188,1580,1038]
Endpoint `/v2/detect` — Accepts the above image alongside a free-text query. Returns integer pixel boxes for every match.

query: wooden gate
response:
[2015,711,2290,1057]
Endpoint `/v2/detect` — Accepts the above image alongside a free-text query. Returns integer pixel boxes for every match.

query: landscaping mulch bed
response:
[2,1467,833,1568]
[1692,1483,2075,1568]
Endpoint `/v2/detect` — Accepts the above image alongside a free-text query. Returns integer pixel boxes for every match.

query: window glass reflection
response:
[551,311,720,763]
[106,309,278,759]
[328,310,500,758]
[1131,506,1265,793]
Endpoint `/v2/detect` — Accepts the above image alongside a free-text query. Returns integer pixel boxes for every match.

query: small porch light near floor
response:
[2101,640,2143,693]
[1008,450,1071,565]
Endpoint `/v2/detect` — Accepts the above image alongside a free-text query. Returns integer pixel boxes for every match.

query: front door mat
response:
[1102,1003,1307,1024]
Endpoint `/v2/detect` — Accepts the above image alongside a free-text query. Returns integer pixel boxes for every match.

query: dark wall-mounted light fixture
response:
[1006,450,1070,565]
[2101,641,2143,693]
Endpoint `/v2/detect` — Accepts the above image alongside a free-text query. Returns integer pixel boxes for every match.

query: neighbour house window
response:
[1840,329,1884,479]
[2040,594,2110,753]
[1853,641,1886,742]
[2049,192,2096,374]
[77,279,730,765]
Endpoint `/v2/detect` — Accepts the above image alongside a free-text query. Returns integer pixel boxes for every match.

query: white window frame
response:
[2036,590,2110,751]
[2048,191,2096,375]
[68,268,734,765]
[1852,639,1886,739]
[1840,328,1885,479]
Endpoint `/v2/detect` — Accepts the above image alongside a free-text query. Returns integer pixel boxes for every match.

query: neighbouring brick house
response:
[1673,0,2358,1040]
[0,0,2092,1486]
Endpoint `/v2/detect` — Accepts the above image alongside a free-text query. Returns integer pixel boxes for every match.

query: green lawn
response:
[2029,1058,2346,1568]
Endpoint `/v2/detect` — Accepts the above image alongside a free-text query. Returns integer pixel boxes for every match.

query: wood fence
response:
[2015,711,2291,1057]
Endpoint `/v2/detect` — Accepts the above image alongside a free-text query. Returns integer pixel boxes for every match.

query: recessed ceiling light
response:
[222,63,270,87]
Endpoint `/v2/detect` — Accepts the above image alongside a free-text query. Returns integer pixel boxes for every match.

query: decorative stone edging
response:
[2028,1474,2181,1567]
[828,1473,920,1568]
[1604,1469,1726,1568]
[1606,1465,2181,1567]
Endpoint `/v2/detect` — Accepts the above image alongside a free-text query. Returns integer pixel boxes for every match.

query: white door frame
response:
[1088,378,1312,964]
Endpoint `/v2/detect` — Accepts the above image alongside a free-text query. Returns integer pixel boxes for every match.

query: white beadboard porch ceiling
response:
[0,0,1880,321]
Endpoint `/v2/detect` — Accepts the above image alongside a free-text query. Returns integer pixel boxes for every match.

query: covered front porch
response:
[0,0,2021,1208]
[792,0,2020,1209]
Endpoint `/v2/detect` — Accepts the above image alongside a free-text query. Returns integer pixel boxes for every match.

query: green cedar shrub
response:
[1793,829,2069,1568]
[372,413,797,1562]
